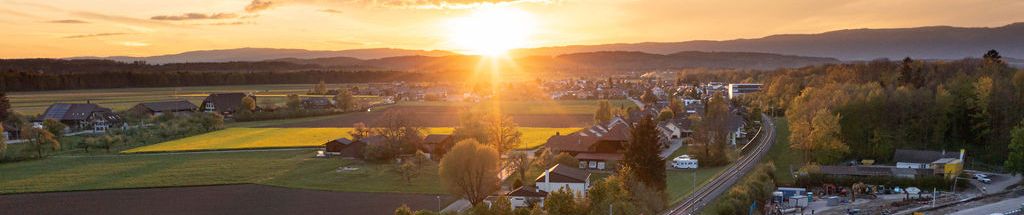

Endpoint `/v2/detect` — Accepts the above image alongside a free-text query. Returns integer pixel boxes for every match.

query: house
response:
[200,93,255,116]
[420,134,454,159]
[506,186,547,209]
[893,149,962,169]
[535,164,591,197]
[129,100,198,116]
[38,103,123,132]
[302,97,335,109]
[323,136,386,159]
[544,117,631,170]
[2,123,18,140]
[726,110,746,146]
[818,165,935,179]
[727,83,763,99]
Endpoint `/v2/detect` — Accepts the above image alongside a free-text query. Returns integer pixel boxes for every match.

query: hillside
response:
[70,48,456,64]
[512,22,1024,60]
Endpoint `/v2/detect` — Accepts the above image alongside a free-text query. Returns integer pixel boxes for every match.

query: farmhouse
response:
[200,93,255,116]
[535,164,591,197]
[129,100,198,116]
[37,103,123,132]
[544,117,630,170]
[302,97,335,109]
[420,134,453,159]
[323,137,383,159]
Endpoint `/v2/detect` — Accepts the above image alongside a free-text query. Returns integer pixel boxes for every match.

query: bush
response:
[233,109,343,122]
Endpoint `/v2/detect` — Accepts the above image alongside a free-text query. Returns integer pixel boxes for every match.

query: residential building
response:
[544,117,630,170]
[302,97,335,109]
[420,134,454,159]
[506,186,547,209]
[37,103,123,132]
[535,164,591,197]
[727,84,763,99]
[129,100,198,116]
[200,93,255,116]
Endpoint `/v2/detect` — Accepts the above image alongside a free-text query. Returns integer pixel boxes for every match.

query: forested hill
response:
[3,50,837,75]
[696,51,1024,166]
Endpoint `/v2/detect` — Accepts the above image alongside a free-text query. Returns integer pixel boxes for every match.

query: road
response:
[664,114,776,215]
[951,195,1024,215]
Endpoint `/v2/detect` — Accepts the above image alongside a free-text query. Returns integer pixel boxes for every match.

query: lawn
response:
[765,117,799,185]
[396,99,635,115]
[123,127,578,153]
[666,166,729,204]
[0,149,448,194]
[6,84,375,115]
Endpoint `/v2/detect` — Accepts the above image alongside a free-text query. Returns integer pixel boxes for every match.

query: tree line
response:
[0,69,435,92]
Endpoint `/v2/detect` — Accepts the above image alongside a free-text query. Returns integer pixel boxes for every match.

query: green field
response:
[765,117,799,185]
[0,149,447,194]
[665,146,728,204]
[123,127,580,153]
[6,84,376,115]
[396,99,636,115]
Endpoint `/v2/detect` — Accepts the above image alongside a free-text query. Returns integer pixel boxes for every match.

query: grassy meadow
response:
[395,99,635,115]
[123,127,579,153]
[765,117,799,185]
[6,84,376,115]
[0,149,448,194]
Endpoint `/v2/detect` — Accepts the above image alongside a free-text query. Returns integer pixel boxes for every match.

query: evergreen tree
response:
[623,114,666,191]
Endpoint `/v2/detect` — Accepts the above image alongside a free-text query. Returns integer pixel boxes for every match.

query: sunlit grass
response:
[123,127,578,153]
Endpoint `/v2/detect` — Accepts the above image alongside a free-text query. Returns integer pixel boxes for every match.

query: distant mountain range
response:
[267,51,840,71]
[59,22,1024,68]
[70,48,456,65]
[512,22,1024,61]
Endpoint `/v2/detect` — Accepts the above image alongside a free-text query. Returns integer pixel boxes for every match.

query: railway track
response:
[664,114,777,215]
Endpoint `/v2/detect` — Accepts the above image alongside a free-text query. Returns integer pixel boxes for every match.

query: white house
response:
[535,164,591,197]
[727,83,763,99]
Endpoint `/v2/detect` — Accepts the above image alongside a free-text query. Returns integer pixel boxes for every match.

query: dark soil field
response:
[0,184,452,215]
[271,106,594,128]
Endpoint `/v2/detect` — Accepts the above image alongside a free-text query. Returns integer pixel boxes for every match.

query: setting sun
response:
[447,7,537,56]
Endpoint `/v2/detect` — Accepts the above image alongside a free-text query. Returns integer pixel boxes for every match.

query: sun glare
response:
[447,7,537,56]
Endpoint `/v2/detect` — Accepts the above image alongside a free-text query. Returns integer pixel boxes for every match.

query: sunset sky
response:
[2,0,1023,58]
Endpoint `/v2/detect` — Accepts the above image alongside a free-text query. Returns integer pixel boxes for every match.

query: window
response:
[578,161,586,169]
[588,161,597,169]
[597,162,606,170]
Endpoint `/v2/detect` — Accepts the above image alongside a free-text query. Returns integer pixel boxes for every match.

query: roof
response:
[138,100,197,112]
[423,134,451,144]
[39,103,113,121]
[819,166,893,177]
[535,164,590,183]
[893,149,960,164]
[507,186,548,197]
[327,138,354,145]
[545,134,600,153]
[574,152,623,161]
[203,93,248,113]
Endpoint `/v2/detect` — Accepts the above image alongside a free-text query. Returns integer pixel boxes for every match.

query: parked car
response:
[973,173,990,179]
[978,178,992,184]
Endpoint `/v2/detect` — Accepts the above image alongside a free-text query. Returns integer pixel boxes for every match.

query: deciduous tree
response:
[42,119,66,138]
[439,139,500,206]
[21,127,59,158]
[334,88,355,111]
[1006,121,1024,176]
[594,100,612,123]
[0,91,10,122]
[241,96,257,113]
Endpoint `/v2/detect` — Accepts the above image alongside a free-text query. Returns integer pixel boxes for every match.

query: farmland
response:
[5,84,375,115]
[123,127,580,153]
[0,149,448,195]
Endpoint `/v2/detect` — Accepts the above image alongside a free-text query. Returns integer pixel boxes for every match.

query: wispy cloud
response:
[49,19,89,24]
[205,21,250,26]
[151,13,239,21]
[63,32,129,39]
[320,9,343,14]
[245,0,274,12]
[119,41,150,47]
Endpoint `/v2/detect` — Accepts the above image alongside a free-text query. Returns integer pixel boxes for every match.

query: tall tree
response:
[509,151,531,187]
[241,96,257,113]
[691,94,731,166]
[594,100,612,123]
[971,77,994,144]
[623,114,666,191]
[1006,121,1024,176]
[334,88,355,111]
[348,122,371,141]
[439,139,500,206]
[808,110,848,164]
[42,119,66,138]
[486,114,522,156]
[286,94,302,110]
[0,91,10,122]
[21,127,59,158]
[313,80,328,95]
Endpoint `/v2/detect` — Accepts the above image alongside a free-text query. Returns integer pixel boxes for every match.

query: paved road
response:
[951,195,1024,215]
[664,114,776,215]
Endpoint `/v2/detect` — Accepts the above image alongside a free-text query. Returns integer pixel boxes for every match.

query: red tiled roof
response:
[574,153,623,161]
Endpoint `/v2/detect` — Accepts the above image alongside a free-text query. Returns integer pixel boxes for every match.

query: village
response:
[2,74,1015,215]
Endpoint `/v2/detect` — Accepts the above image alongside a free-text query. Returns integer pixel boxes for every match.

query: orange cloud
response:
[151,13,239,21]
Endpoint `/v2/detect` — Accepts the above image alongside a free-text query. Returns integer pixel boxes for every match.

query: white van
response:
[672,157,698,169]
